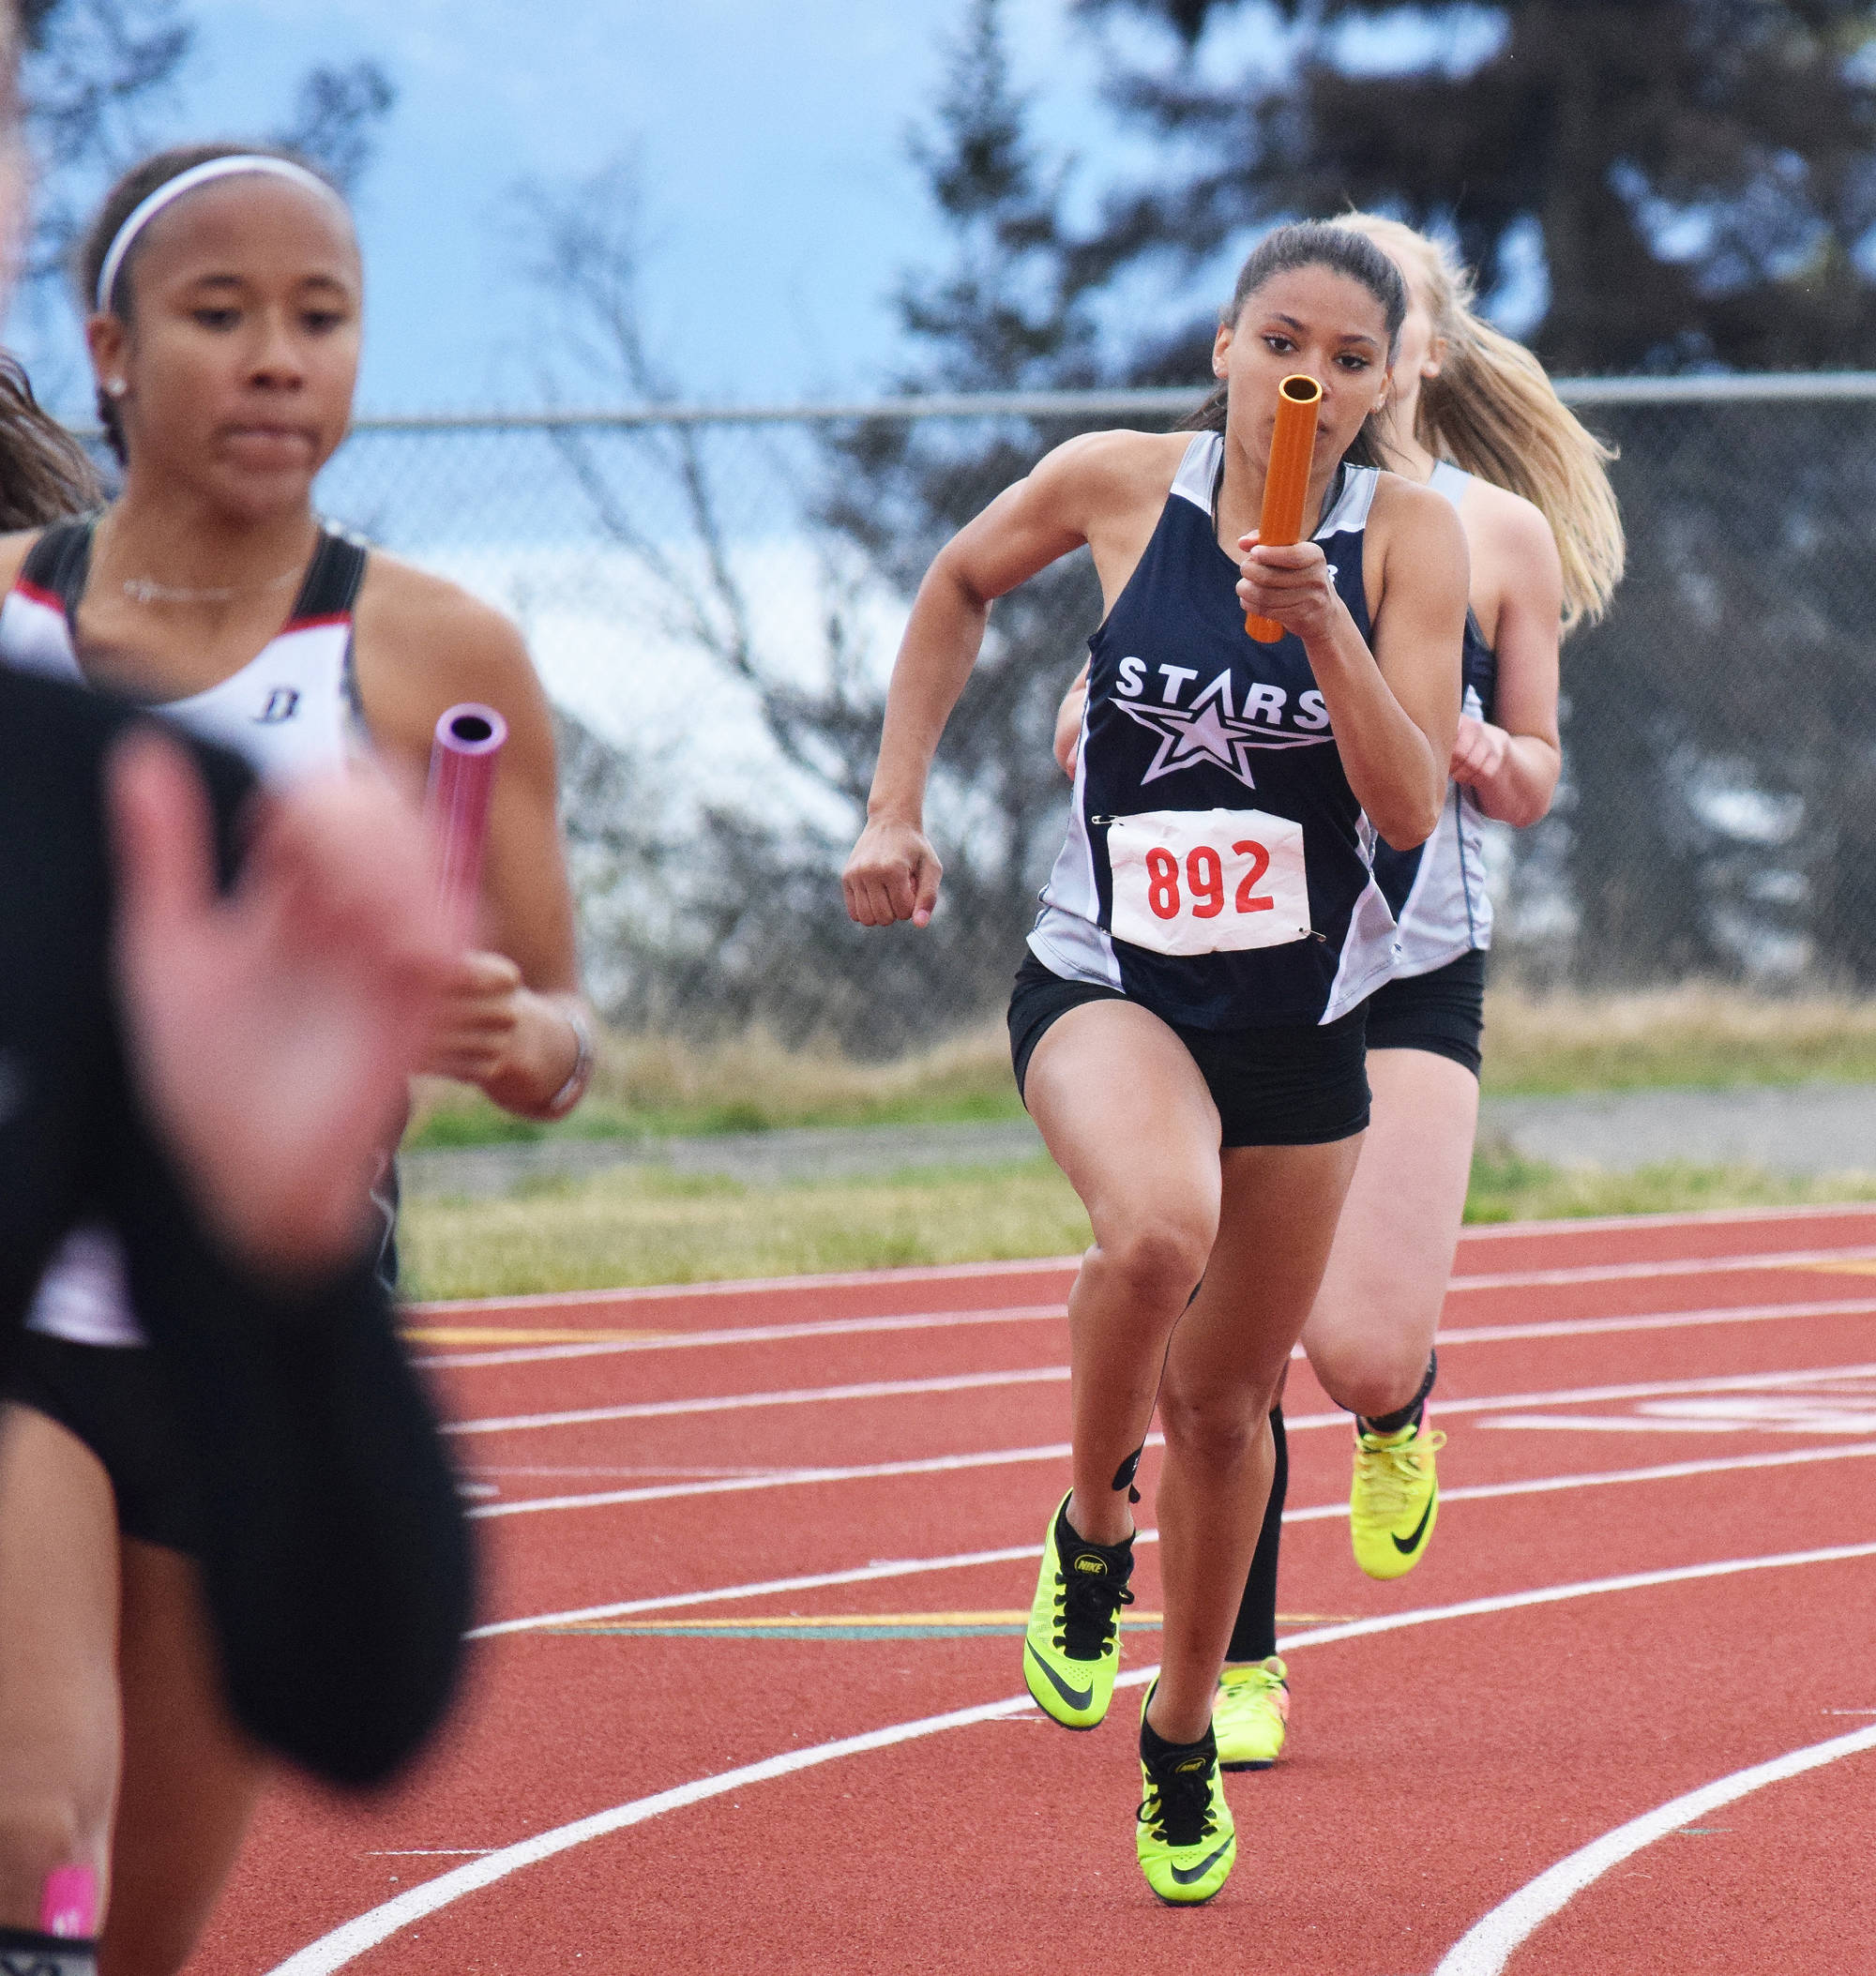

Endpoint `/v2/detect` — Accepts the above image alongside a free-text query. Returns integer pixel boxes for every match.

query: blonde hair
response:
[1331,212,1625,633]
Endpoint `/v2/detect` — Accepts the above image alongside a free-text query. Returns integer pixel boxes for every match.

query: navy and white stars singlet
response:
[1370,460,1499,974]
[1031,431,1399,1029]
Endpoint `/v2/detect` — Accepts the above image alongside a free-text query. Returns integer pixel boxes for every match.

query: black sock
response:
[1057,1499,1132,1561]
[1225,1404,1287,1664]
[1359,1349,1438,1439]
[1141,1707,1216,1762]
[0,1926,98,1976]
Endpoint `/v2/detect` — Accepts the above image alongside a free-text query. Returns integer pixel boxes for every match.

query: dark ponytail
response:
[0,354,101,527]
[1177,221,1408,466]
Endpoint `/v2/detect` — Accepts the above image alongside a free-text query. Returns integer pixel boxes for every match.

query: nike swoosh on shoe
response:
[1024,1642,1094,1712]
[1169,1840,1233,1886]
[1391,1494,1436,1555]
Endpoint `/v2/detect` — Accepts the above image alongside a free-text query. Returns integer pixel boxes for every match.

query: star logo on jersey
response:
[1119,696,1330,792]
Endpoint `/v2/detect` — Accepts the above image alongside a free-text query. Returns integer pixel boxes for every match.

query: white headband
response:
[94,155,343,314]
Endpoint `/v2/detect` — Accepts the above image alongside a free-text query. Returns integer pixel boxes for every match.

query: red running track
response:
[189,1203,1876,1976]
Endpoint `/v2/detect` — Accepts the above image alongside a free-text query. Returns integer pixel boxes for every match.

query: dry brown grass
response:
[406,1019,1022,1148]
[589,1020,1018,1124]
[406,982,1876,1152]
[1482,982,1876,1093]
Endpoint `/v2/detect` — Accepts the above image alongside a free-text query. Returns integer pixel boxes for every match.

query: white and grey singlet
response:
[1369,460,1499,976]
[0,518,370,1349]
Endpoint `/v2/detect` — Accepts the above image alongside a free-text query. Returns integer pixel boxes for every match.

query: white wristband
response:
[541,1004,595,1121]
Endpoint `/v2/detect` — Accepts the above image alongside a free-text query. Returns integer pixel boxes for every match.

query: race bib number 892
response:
[1107,807,1312,958]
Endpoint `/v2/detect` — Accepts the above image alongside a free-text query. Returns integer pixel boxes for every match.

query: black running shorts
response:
[1007,949,1369,1148]
[3,1332,204,1553]
[1363,947,1487,1077]
[0,1169,401,1560]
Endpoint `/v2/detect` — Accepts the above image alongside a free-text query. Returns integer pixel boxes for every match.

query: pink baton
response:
[426,702,507,927]
[39,1865,98,1938]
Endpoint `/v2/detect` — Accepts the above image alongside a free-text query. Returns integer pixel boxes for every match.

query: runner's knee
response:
[1087,1213,1214,1308]
[1157,1381,1267,1473]
[1316,1332,1432,1420]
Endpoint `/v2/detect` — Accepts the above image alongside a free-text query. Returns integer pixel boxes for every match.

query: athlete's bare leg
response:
[1149,1135,1362,1743]
[102,1541,266,1976]
[0,1403,121,1928]
[1022,1000,1223,1547]
[1300,1048,1477,1420]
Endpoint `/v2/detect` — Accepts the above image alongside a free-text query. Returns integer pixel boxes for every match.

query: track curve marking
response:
[266,1541,1876,1976]
[1434,1723,1876,1974]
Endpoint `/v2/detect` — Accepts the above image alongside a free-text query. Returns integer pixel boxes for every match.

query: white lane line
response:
[1447,1244,1876,1293]
[416,1260,1876,1373]
[1434,1724,1876,1975]
[445,1365,1070,1437]
[466,1541,1068,1640]
[416,1303,1067,1371]
[1435,1295,1875,1347]
[1288,1361,1876,1436]
[1454,1199,1876,1240]
[1283,1440,1876,1520]
[470,1440,1876,1635]
[464,1438,1095,1517]
[1487,1394,1876,1435]
[464,1363,1876,1516]
[409,1200,1876,1321]
[444,1305,1876,1438]
[411,1255,1079,1317]
[266,1540,1876,1976]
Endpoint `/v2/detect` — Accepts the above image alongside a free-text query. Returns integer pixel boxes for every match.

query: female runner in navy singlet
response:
[0,145,590,1975]
[1052,215,1624,1772]
[842,222,1469,1904]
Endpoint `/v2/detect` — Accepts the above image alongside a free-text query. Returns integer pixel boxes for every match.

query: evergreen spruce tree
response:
[1077,0,1876,983]
[1080,0,1876,374]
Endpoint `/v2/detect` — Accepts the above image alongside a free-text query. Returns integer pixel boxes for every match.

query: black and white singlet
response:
[1370,460,1498,974]
[1031,430,1399,1029]
[0,516,370,1350]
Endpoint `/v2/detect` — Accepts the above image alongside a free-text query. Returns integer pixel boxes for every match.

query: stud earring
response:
[105,378,127,399]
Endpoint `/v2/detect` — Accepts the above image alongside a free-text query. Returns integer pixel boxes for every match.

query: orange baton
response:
[1244,372,1323,642]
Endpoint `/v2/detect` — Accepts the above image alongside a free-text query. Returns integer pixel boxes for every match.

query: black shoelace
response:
[1055,1561,1134,1659]
[1140,1751,1218,1847]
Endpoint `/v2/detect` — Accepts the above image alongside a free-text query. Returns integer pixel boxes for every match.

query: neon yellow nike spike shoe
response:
[1021,1493,1133,1730]
[1349,1421,1447,1580]
[1136,1683,1236,1905]
[1213,1656,1289,1771]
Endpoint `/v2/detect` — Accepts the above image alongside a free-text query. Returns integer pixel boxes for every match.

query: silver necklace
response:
[121,564,305,607]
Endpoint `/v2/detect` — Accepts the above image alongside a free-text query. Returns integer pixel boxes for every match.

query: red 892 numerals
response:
[1143,840,1274,921]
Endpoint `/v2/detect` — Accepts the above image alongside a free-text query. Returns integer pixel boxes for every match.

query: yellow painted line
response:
[401,1327,671,1345]
[1788,1261,1876,1277]
[557,1610,1112,1632]
[547,1609,1354,1635]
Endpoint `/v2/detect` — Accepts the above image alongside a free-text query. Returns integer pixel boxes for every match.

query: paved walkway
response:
[401,1082,1876,1198]
[1481,1083,1876,1177]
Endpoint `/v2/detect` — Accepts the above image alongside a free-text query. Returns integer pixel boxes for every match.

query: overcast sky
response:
[15,0,1137,415]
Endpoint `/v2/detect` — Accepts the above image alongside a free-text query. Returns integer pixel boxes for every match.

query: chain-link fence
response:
[308,377,1876,1044]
